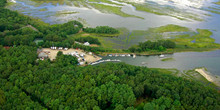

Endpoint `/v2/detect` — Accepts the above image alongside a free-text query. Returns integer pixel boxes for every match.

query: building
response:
[88,52,92,55]
[84,42,90,46]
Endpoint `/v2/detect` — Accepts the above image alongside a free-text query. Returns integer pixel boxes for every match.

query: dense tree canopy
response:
[0,46,219,110]
[129,40,176,52]
[75,36,101,45]
[0,0,7,7]
[83,26,120,34]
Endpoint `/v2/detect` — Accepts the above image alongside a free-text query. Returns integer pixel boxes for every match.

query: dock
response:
[89,59,121,65]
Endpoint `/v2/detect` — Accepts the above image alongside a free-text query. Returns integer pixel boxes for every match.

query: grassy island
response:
[128,24,220,54]
[215,1,220,5]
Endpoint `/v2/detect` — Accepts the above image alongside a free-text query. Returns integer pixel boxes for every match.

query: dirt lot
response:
[41,48,101,63]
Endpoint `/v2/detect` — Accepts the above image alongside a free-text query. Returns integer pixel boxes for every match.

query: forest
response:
[0,45,220,110]
[0,0,220,109]
[129,40,176,53]
[83,26,120,34]
[75,36,101,45]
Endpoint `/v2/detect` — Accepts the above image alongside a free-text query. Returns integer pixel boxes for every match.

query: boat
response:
[133,54,136,58]
[159,54,165,58]
[121,54,125,57]
[141,62,147,65]
[106,59,111,61]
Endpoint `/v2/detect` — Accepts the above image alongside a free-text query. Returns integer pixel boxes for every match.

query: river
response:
[101,50,220,76]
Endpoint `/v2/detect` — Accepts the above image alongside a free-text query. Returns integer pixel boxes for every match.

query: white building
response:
[88,52,92,55]
[84,42,90,46]
[79,62,84,65]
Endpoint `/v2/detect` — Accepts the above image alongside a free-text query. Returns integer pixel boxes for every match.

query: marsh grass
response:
[132,25,220,52]
[214,1,220,5]
[161,58,175,61]
[55,11,79,16]
[39,8,48,11]
[89,3,144,19]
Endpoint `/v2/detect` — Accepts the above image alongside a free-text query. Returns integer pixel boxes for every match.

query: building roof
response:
[84,42,90,46]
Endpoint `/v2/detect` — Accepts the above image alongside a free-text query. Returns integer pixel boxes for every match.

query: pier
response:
[89,59,121,65]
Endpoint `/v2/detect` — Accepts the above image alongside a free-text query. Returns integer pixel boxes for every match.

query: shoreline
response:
[195,68,220,87]
[99,48,220,56]
[195,68,214,82]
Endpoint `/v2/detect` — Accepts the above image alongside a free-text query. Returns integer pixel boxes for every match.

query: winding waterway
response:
[6,0,220,75]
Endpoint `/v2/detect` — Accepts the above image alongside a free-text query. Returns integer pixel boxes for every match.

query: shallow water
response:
[7,0,220,43]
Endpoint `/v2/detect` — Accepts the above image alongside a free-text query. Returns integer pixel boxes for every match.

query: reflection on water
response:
[147,0,209,8]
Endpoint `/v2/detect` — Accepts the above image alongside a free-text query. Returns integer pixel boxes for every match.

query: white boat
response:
[80,53,84,57]
[64,48,68,50]
[159,54,165,58]
[133,54,136,58]
[141,62,147,65]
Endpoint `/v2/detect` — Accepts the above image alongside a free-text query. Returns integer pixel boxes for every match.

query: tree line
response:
[129,40,176,52]
[75,36,101,45]
[83,26,120,34]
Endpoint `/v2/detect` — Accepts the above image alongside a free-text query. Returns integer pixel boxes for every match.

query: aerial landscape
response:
[1,0,220,109]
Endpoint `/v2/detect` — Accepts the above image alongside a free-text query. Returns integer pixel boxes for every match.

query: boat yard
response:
[38,48,102,65]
